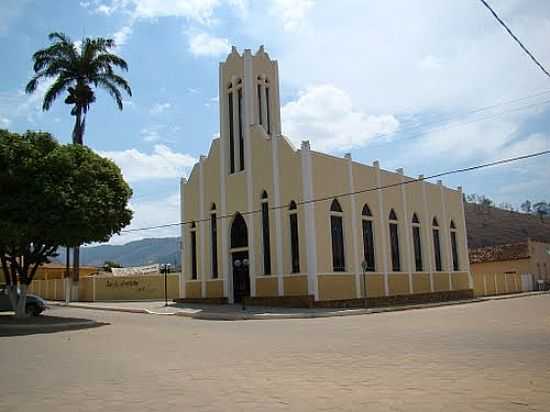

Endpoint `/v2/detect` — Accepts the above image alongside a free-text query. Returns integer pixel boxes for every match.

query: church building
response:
[180,46,472,304]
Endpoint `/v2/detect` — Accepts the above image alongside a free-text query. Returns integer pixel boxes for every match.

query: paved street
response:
[1,295,550,412]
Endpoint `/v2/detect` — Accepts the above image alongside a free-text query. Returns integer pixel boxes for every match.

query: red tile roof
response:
[469,241,529,264]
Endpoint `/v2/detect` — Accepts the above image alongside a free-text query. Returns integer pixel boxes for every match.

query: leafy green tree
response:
[103,261,123,272]
[532,201,549,222]
[0,130,133,318]
[25,32,132,282]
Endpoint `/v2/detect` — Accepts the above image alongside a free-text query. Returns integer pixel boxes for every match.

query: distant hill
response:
[57,237,181,268]
[464,202,550,248]
[54,204,550,269]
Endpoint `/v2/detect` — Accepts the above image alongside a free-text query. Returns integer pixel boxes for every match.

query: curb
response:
[0,319,97,330]
[46,291,549,321]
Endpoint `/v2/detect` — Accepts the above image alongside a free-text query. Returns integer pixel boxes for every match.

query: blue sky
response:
[1,0,549,244]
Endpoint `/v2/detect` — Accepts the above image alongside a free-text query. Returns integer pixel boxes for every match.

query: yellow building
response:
[180,46,472,304]
[470,240,550,296]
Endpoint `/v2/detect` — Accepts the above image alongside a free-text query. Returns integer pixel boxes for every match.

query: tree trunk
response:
[9,284,29,319]
[71,105,84,287]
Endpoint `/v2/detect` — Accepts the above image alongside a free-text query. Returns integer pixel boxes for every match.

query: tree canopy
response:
[0,129,132,316]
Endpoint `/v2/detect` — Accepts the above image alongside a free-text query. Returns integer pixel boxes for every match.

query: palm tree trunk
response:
[71,104,84,287]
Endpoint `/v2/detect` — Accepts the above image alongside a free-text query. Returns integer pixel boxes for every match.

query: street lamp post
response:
[160,263,171,307]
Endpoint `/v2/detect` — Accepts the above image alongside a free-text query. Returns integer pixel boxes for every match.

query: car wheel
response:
[26,303,42,316]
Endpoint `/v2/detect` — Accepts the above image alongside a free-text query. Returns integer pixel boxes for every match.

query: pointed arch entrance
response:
[230,213,250,303]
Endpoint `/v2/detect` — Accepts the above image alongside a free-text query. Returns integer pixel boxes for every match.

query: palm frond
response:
[42,76,73,111]
[95,78,123,110]
[94,72,132,97]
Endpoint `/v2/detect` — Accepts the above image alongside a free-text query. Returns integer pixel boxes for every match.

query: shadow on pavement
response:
[0,314,109,337]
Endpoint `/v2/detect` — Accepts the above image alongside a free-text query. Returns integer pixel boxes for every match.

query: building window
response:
[411,213,423,272]
[230,213,248,249]
[330,199,345,272]
[432,217,442,271]
[450,220,459,271]
[238,87,244,171]
[266,87,271,134]
[289,201,300,273]
[210,205,218,279]
[257,83,262,125]
[361,204,375,272]
[190,222,198,279]
[261,191,271,275]
[389,209,400,272]
[228,92,235,174]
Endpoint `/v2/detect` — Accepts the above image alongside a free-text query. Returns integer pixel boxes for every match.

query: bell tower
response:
[219,45,282,175]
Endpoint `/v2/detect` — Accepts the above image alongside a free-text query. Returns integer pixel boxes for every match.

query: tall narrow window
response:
[257,83,262,125]
[289,201,300,273]
[210,205,218,279]
[330,199,345,272]
[389,209,400,272]
[266,87,271,135]
[412,213,423,271]
[190,222,198,279]
[261,191,271,275]
[362,204,375,271]
[238,88,244,171]
[433,217,442,271]
[450,220,459,271]
[228,91,235,174]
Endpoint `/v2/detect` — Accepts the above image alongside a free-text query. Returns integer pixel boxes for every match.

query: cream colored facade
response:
[180,46,471,303]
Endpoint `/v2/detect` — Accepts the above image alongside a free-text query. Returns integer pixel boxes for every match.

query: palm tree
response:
[25,32,132,144]
[25,32,132,288]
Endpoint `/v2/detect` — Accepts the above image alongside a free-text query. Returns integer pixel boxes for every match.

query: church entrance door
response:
[232,251,250,303]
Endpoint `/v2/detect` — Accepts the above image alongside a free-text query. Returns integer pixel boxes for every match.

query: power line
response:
[120,149,550,233]
[479,0,550,79]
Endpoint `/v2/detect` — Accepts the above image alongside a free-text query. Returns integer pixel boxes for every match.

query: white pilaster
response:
[301,141,319,300]
[199,156,207,298]
[244,49,256,297]
[457,186,473,289]
[219,64,230,302]
[438,180,452,290]
[180,177,187,299]
[272,135,284,295]
[374,161,389,296]
[420,175,434,292]
[398,169,413,294]
[346,154,362,298]
[271,60,282,136]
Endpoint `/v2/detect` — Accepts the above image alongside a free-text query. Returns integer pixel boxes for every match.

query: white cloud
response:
[149,102,171,115]
[113,25,133,46]
[282,84,399,152]
[0,116,10,127]
[188,31,230,57]
[109,193,181,244]
[99,145,196,182]
[270,0,314,31]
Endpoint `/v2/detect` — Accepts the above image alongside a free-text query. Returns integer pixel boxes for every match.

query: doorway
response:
[230,213,250,303]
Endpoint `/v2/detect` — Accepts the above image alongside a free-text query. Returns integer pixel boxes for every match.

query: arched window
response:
[388,209,400,271]
[450,219,459,271]
[432,217,442,271]
[190,221,198,279]
[411,213,423,271]
[361,203,375,271]
[231,213,248,249]
[261,191,271,275]
[228,91,235,174]
[210,206,218,279]
[238,87,244,171]
[330,199,345,272]
[289,201,300,273]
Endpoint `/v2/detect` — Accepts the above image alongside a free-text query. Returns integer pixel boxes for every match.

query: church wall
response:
[366,275,386,297]
[206,279,224,298]
[203,141,221,280]
[318,275,356,300]
[256,276,278,296]
[278,138,306,276]
[283,275,308,296]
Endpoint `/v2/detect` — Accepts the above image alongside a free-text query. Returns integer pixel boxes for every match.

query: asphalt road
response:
[1,295,549,411]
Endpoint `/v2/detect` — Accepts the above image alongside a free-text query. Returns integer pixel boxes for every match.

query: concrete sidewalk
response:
[47,291,549,321]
